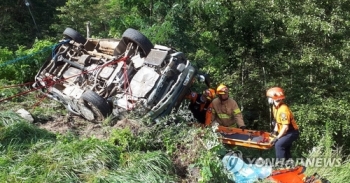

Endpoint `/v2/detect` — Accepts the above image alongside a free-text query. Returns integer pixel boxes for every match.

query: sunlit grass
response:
[302,134,350,182]
[0,111,25,126]
[0,117,181,182]
[1,107,349,182]
[103,151,178,183]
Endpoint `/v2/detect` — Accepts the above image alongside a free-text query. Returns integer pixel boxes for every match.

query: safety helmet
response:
[216,84,228,95]
[203,88,216,100]
[266,87,285,100]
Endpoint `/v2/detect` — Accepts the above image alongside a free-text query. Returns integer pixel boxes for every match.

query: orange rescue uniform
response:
[185,92,211,124]
[273,104,299,134]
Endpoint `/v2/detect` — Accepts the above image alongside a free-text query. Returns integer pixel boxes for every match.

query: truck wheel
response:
[63,28,87,44]
[80,90,111,122]
[121,28,154,56]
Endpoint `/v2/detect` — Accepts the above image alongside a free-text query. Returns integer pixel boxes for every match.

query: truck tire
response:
[80,90,111,122]
[122,28,154,56]
[63,28,87,44]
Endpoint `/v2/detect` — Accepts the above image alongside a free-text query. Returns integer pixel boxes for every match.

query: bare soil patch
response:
[31,108,201,182]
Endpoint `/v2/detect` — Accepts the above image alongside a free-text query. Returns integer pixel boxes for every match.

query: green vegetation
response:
[1,108,350,182]
[0,110,227,182]
[2,0,350,182]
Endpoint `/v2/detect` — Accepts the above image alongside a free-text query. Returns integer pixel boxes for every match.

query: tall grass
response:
[0,111,26,126]
[104,151,178,183]
[302,134,350,182]
[0,133,122,182]
[1,108,350,182]
[0,111,56,151]
[0,112,180,182]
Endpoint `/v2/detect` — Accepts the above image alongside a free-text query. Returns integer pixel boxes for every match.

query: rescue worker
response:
[205,84,246,129]
[266,87,300,162]
[185,88,216,125]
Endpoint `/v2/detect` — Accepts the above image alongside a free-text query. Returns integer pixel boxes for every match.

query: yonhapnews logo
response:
[223,150,342,170]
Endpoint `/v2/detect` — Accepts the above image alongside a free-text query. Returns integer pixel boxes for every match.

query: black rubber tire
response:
[81,90,111,121]
[122,28,154,56]
[63,27,87,44]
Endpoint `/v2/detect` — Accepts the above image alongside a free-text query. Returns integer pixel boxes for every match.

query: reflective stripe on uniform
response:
[233,108,241,115]
[217,113,230,119]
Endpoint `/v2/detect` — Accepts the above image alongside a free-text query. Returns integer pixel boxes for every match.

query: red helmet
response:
[216,84,228,95]
[203,88,216,100]
[266,87,285,100]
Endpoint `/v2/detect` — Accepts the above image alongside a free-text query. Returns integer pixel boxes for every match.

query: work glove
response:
[271,120,276,128]
[271,131,278,137]
[270,138,278,146]
[211,122,219,132]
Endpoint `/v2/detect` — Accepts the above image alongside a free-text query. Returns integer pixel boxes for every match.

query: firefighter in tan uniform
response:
[205,84,246,129]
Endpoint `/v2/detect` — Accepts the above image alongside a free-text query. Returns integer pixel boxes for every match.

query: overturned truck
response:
[33,28,201,122]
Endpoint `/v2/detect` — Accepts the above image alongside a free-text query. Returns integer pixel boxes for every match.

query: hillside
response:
[1,91,350,182]
[2,0,350,182]
[0,90,232,182]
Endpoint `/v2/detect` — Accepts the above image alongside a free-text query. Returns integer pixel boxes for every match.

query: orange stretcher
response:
[268,166,307,183]
[267,166,325,183]
[216,126,274,150]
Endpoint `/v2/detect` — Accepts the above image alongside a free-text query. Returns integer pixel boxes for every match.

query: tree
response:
[0,0,66,49]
